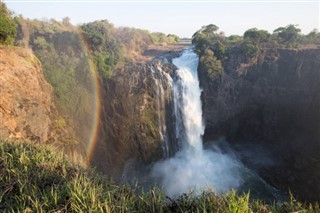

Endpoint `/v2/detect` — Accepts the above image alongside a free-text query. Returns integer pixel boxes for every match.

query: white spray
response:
[152,48,244,198]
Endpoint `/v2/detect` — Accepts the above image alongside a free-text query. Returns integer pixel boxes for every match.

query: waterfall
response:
[173,48,203,155]
[151,48,244,197]
[151,64,173,158]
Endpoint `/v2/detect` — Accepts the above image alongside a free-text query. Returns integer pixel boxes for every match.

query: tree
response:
[243,28,270,44]
[226,35,242,45]
[273,24,301,48]
[306,29,320,45]
[192,24,226,60]
[62,17,71,26]
[0,2,17,45]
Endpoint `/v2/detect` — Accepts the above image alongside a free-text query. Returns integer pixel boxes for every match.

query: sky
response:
[4,0,320,38]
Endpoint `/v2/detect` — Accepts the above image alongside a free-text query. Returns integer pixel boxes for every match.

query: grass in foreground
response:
[0,139,319,212]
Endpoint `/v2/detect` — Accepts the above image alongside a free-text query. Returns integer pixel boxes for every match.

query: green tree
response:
[273,24,301,48]
[81,20,124,79]
[0,2,17,45]
[243,28,270,44]
[306,28,320,45]
[167,34,180,43]
[226,35,242,45]
[192,24,226,60]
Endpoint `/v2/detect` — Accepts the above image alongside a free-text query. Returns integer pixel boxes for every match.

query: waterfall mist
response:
[151,48,244,197]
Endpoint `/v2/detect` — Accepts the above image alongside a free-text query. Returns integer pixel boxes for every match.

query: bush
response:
[200,48,223,79]
[243,42,260,58]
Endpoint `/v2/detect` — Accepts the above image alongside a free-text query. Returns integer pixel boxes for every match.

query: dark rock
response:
[90,60,177,179]
[199,47,320,201]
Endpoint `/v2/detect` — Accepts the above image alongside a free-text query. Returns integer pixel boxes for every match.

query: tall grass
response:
[0,139,319,212]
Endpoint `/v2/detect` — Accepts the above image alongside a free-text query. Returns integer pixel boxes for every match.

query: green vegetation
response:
[1,139,319,212]
[150,32,180,45]
[244,28,270,45]
[192,24,226,61]
[192,24,226,79]
[273,24,301,48]
[242,28,270,58]
[81,20,124,79]
[0,2,17,45]
[200,48,223,79]
[192,24,320,79]
[14,18,96,156]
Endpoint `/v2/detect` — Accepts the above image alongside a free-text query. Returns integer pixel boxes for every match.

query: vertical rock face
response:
[199,47,320,201]
[90,60,177,178]
[0,47,57,143]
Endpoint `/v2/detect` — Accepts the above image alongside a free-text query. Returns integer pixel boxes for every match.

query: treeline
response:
[192,24,320,79]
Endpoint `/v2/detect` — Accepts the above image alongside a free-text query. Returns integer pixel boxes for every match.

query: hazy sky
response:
[4,0,320,38]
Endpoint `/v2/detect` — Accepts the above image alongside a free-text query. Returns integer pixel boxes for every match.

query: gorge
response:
[1,9,320,206]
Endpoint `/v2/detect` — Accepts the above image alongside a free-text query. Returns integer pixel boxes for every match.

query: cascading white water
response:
[151,64,173,158]
[173,48,204,155]
[151,48,244,197]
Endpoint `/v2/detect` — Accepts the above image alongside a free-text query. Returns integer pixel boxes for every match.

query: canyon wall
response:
[90,60,177,178]
[199,47,320,201]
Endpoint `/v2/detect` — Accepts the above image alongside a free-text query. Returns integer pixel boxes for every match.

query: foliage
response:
[192,24,226,78]
[149,32,179,45]
[243,42,260,58]
[81,20,124,79]
[226,35,243,45]
[150,32,167,44]
[244,28,270,45]
[116,27,152,54]
[242,28,270,59]
[1,139,319,212]
[0,2,17,45]
[298,28,320,45]
[192,24,226,61]
[14,18,96,154]
[273,24,301,48]
[200,48,223,79]
[306,29,320,44]
[167,34,180,43]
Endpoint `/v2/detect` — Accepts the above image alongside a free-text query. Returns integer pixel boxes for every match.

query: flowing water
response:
[151,48,283,200]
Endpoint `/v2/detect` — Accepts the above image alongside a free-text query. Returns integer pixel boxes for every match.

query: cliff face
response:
[90,60,177,178]
[199,47,320,201]
[0,47,57,143]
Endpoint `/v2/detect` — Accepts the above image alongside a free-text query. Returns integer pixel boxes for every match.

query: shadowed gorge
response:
[199,47,320,201]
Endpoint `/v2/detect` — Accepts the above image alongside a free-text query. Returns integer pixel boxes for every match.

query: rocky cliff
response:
[90,59,177,178]
[199,46,320,201]
[0,47,57,143]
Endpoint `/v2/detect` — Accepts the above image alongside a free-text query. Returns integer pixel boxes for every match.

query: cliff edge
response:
[0,47,57,143]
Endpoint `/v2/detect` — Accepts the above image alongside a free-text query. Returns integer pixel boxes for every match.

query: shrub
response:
[243,42,260,58]
[200,48,223,79]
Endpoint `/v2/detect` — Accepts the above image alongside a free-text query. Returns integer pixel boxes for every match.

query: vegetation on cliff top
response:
[192,23,320,79]
[1,139,319,212]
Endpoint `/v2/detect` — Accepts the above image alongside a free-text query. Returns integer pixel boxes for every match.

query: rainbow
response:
[78,31,102,163]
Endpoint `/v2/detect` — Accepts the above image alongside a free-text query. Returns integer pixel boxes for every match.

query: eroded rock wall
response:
[90,61,177,178]
[0,47,57,143]
[199,47,320,201]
